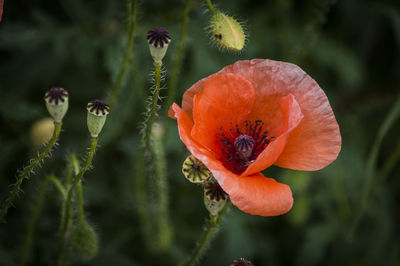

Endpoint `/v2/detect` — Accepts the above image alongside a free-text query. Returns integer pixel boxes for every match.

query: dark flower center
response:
[44,87,68,105]
[147,27,171,48]
[218,120,271,174]
[204,182,228,202]
[87,100,110,116]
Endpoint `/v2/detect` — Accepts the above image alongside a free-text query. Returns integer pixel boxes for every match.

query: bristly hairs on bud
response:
[205,8,249,53]
[68,222,99,262]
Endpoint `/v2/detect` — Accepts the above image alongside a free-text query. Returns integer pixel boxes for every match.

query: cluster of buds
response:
[43,87,110,138]
[182,155,228,216]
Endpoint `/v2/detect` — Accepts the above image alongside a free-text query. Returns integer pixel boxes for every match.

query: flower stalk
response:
[108,0,138,109]
[0,121,62,224]
[205,0,216,14]
[56,137,98,265]
[19,175,66,266]
[183,202,230,266]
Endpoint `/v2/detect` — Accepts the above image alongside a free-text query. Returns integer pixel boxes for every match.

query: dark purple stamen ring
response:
[44,87,68,105]
[147,27,171,48]
[87,100,110,116]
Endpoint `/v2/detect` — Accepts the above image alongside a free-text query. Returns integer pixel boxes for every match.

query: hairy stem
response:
[165,0,191,113]
[108,0,138,108]
[56,137,98,265]
[0,122,62,224]
[183,202,230,266]
[205,0,216,14]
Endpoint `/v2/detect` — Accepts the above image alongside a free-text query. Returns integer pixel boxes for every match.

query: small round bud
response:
[30,117,55,147]
[147,27,171,64]
[204,182,228,216]
[44,87,69,122]
[182,155,212,184]
[86,100,110,138]
[69,222,99,261]
[210,12,246,51]
[231,258,254,266]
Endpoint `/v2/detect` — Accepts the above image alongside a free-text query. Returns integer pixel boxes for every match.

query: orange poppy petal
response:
[242,94,304,176]
[170,103,221,170]
[212,169,293,216]
[182,78,207,120]
[219,59,341,170]
[191,73,255,154]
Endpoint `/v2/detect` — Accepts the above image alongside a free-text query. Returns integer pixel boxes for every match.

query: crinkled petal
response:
[212,169,293,216]
[219,59,341,170]
[242,94,303,176]
[191,73,255,155]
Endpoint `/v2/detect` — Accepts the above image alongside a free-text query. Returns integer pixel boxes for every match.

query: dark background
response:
[0,0,399,265]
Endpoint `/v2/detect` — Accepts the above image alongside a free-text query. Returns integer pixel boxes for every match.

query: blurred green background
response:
[1,0,400,265]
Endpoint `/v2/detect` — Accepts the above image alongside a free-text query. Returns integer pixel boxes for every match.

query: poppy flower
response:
[169,59,341,216]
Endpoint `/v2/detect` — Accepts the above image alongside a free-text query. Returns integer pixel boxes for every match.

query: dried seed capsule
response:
[147,27,171,64]
[86,100,110,138]
[204,181,228,216]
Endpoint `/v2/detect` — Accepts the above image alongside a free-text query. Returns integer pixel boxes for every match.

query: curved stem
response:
[56,137,98,265]
[143,62,162,149]
[108,0,138,108]
[205,0,216,14]
[183,202,230,266]
[165,0,191,114]
[0,122,62,224]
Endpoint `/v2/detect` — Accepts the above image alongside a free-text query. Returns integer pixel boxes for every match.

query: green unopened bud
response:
[182,155,212,184]
[69,222,99,261]
[210,12,246,51]
[87,100,110,138]
[204,182,228,216]
[44,87,69,122]
[231,258,254,266]
[147,27,171,65]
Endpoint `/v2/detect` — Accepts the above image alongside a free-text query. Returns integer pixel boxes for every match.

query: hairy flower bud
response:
[87,100,110,138]
[147,27,171,64]
[30,117,55,147]
[204,182,228,216]
[182,155,212,184]
[210,12,246,51]
[69,222,99,261]
[44,87,69,123]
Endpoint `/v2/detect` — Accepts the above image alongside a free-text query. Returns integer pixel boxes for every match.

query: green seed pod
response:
[44,87,69,123]
[204,182,228,216]
[210,12,246,51]
[182,155,212,184]
[86,100,110,138]
[231,258,254,266]
[69,222,99,261]
[147,27,171,65]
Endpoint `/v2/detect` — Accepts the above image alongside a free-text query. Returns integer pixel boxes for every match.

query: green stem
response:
[143,62,162,148]
[56,137,98,265]
[150,129,172,249]
[165,0,191,113]
[0,122,62,224]
[205,0,216,14]
[183,202,230,266]
[108,0,138,109]
[76,181,85,225]
[19,175,65,266]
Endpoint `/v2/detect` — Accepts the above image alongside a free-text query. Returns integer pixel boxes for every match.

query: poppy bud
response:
[147,27,171,65]
[209,12,246,51]
[231,258,254,266]
[30,117,55,147]
[182,155,212,184]
[86,100,110,138]
[44,87,69,123]
[204,182,228,216]
[69,222,99,261]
